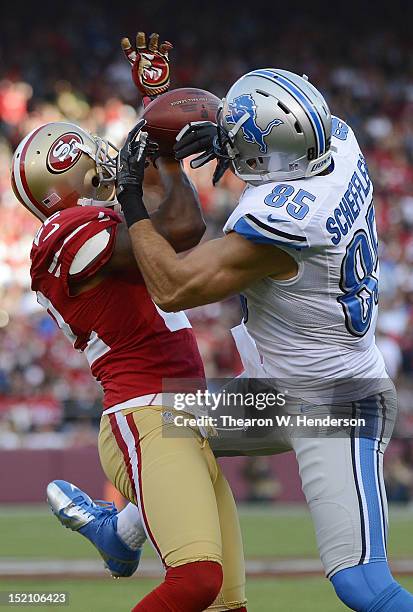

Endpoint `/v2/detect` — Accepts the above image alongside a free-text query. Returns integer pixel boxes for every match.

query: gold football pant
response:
[98,406,246,611]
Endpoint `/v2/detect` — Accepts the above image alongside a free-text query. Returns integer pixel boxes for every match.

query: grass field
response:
[1,504,413,611]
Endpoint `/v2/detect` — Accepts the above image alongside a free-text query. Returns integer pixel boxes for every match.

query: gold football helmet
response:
[11,122,118,220]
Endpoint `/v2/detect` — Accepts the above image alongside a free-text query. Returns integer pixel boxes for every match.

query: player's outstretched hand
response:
[174,121,230,185]
[117,120,159,227]
[116,120,149,195]
[174,121,218,168]
[121,32,173,98]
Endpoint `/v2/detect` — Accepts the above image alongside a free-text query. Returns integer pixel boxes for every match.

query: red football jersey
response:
[30,206,205,410]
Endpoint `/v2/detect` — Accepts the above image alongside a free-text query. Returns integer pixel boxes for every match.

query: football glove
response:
[174,121,231,185]
[117,121,159,227]
[121,32,173,98]
[116,119,154,195]
[174,121,218,167]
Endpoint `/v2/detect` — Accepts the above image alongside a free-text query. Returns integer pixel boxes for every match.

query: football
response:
[143,87,220,155]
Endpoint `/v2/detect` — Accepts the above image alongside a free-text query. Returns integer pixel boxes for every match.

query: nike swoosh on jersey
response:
[267,215,291,223]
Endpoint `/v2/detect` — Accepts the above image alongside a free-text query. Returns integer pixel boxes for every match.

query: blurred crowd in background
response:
[1,0,413,500]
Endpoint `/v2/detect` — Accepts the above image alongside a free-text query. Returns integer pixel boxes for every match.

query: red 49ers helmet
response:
[11,122,118,220]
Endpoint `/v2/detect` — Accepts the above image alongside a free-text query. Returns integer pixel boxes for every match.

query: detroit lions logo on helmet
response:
[225,94,283,154]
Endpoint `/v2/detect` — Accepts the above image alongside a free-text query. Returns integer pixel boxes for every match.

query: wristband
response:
[117,184,149,228]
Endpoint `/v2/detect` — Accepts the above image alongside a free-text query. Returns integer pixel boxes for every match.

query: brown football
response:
[143,87,220,156]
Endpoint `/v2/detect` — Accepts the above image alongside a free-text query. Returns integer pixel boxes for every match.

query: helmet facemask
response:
[77,136,119,205]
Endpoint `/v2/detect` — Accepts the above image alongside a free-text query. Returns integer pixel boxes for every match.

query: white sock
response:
[116,503,147,550]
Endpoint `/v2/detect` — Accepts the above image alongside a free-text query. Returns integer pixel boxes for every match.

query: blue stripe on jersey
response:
[358,436,387,562]
[233,217,307,250]
[251,69,325,155]
[233,217,289,246]
[377,394,388,548]
[246,213,308,243]
[350,407,367,565]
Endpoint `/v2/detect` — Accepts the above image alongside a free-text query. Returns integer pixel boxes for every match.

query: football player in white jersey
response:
[116,69,412,611]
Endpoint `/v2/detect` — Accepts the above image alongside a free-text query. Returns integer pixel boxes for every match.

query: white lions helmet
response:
[217,69,332,184]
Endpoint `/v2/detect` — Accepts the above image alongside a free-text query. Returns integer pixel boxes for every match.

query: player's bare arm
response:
[106,158,205,274]
[149,158,205,251]
[116,122,296,308]
[127,222,296,310]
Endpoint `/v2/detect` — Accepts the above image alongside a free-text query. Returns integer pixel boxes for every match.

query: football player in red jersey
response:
[11,33,247,612]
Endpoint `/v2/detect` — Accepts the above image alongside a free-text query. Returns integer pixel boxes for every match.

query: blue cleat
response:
[46,480,141,578]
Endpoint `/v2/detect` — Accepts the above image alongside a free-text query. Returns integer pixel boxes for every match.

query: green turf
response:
[1,504,412,560]
[1,577,413,612]
[241,505,413,559]
[1,505,413,610]
[239,506,318,557]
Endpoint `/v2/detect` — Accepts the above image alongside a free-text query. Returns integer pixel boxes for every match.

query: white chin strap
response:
[226,112,249,141]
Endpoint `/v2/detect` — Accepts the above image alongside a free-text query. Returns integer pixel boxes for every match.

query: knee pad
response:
[331,561,395,610]
[166,560,223,610]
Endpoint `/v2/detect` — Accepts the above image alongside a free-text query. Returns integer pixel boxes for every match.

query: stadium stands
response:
[1,2,413,485]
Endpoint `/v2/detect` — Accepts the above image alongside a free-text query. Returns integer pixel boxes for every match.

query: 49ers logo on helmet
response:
[47,133,83,173]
